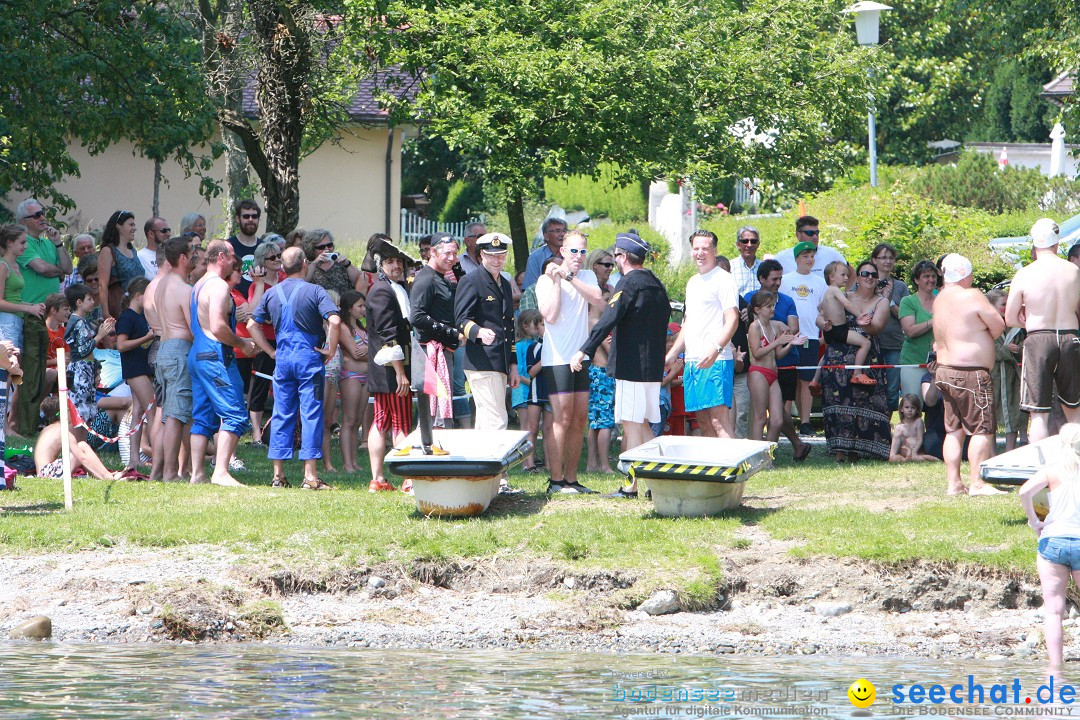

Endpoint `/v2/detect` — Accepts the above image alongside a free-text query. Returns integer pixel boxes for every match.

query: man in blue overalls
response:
[189,240,256,486]
[248,246,340,489]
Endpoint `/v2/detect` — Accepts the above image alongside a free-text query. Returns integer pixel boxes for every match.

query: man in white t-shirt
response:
[666,230,739,437]
[775,215,846,279]
[780,241,827,436]
[535,230,606,494]
[138,216,171,280]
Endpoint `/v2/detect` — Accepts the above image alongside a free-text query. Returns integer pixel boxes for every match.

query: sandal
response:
[301,479,334,491]
[401,478,413,495]
[793,443,812,463]
[368,479,394,493]
[271,478,291,488]
[808,380,821,398]
[850,374,877,385]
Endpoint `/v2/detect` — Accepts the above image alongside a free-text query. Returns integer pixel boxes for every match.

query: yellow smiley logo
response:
[848,678,876,708]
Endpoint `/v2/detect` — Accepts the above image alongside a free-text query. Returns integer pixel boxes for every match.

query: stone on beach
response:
[639,590,680,616]
[814,602,852,617]
[10,616,52,640]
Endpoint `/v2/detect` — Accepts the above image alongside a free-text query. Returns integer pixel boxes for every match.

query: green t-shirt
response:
[898,294,933,365]
[17,235,61,304]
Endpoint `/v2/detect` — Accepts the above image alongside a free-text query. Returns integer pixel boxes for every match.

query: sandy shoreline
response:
[0,535,1068,661]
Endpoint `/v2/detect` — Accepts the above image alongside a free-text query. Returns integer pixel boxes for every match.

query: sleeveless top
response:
[1043,476,1080,539]
[110,245,145,293]
[1,260,24,309]
[311,261,353,297]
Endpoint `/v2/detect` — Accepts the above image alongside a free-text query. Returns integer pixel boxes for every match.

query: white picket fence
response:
[400,210,482,244]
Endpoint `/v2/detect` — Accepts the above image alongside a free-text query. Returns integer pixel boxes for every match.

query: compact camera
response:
[327,252,340,262]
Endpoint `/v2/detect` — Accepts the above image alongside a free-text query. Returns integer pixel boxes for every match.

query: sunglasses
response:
[25,210,46,220]
[565,248,586,255]
[800,229,820,237]
[737,237,759,245]
[858,270,879,279]
[240,213,260,220]
[264,253,281,261]
[316,243,334,250]
[160,227,172,234]
[596,261,615,268]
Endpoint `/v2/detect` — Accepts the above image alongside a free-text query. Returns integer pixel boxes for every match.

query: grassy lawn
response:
[0,439,1037,595]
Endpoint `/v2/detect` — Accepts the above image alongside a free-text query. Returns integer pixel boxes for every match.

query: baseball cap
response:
[792,241,816,257]
[1031,218,1060,249]
[615,232,650,260]
[940,253,972,284]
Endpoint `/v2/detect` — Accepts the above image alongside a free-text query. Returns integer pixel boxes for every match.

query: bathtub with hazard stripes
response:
[618,436,777,517]
[980,435,1060,518]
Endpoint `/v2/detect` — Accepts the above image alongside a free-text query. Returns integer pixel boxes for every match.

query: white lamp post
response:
[843,1,892,188]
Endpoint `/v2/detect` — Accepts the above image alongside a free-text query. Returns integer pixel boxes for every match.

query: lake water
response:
[0,644,1073,719]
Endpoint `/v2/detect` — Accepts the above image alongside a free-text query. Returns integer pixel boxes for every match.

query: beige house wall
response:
[27,125,404,251]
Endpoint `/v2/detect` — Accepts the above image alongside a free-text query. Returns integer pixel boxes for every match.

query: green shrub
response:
[699,175,1019,289]
[909,151,1049,214]
[438,180,484,223]
[543,164,647,222]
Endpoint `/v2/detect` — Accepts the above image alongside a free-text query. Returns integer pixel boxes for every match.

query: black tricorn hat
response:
[362,236,421,273]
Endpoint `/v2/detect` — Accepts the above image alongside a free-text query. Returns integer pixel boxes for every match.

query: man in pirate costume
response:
[362,235,420,490]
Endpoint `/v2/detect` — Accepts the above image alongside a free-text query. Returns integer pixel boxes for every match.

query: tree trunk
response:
[247,0,309,235]
[507,193,529,275]
[201,0,251,236]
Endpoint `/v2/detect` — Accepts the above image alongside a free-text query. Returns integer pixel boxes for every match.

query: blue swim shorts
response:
[683,359,733,412]
[1039,537,1080,571]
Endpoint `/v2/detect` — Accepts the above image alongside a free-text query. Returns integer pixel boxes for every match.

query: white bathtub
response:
[383,429,532,517]
[980,436,1062,518]
[618,436,776,517]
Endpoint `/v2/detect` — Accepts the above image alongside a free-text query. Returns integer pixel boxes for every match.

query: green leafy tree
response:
[0,0,216,213]
[197,0,372,234]
[875,0,1059,163]
[351,0,871,268]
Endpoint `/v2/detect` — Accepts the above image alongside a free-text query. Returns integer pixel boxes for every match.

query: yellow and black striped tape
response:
[629,461,748,478]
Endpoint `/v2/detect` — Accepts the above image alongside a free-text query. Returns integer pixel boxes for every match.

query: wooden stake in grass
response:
[56,347,73,511]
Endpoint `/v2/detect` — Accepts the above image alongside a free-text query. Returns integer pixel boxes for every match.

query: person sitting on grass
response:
[889,393,937,462]
[34,396,123,480]
[818,261,876,386]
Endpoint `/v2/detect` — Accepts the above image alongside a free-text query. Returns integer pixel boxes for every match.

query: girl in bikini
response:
[747,290,805,443]
[338,290,369,473]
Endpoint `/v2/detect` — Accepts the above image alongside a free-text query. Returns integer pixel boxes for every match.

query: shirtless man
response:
[34,397,122,481]
[933,254,1006,496]
[1005,218,1080,442]
[144,237,194,482]
[188,240,255,486]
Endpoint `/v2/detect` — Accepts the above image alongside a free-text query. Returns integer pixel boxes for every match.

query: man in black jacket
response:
[572,232,670,498]
[455,233,520,428]
[409,232,461,454]
[455,232,523,494]
[363,236,417,490]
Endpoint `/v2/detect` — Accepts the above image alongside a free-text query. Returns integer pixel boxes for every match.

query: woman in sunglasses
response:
[98,210,145,320]
[245,239,284,446]
[898,259,939,399]
[819,260,892,462]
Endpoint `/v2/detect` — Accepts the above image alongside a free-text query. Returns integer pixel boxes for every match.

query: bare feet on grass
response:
[969,483,1005,496]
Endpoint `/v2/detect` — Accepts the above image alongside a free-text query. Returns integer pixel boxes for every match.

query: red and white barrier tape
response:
[67,397,156,444]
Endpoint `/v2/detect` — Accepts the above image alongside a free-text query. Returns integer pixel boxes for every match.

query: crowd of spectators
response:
[1,198,1073,497]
